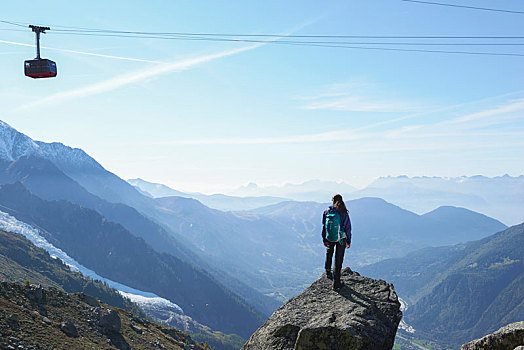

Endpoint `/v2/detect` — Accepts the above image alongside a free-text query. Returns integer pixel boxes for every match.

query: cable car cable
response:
[48,32,524,56]
[46,30,524,40]
[43,32,524,46]
[400,0,524,14]
[2,18,524,40]
[1,18,523,58]
[0,19,27,28]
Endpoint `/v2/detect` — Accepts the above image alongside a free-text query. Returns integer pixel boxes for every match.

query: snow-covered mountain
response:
[0,120,148,212]
[36,141,103,172]
[0,120,102,170]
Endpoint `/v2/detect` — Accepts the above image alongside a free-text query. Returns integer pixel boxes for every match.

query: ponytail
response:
[332,194,348,214]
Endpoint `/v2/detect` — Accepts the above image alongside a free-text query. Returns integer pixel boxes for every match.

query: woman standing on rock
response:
[322,194,352,290]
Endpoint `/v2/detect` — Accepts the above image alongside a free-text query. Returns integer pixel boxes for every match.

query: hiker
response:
[322,193,352,290]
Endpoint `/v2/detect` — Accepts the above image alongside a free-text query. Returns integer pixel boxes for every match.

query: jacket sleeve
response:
[321,210,327,242]
[344,213,352,245]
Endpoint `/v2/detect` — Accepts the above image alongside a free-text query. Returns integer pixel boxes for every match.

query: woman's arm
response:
[344,213,352,247]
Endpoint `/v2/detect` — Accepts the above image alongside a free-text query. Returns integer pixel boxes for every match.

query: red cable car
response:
[25,25,57,79]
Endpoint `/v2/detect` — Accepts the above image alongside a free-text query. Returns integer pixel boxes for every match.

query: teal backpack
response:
[325,208,345,245]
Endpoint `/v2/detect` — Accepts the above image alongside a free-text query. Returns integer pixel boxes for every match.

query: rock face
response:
[243,268,402,350]
[461,321,524,350]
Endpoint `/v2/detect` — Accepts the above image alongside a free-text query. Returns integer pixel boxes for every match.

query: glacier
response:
[0,210,183,314]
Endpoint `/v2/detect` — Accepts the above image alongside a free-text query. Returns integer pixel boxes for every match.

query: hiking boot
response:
[333,281,343,290]
[325,270,333,279]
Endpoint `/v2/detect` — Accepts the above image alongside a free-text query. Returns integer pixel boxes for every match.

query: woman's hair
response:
[332,194,348,214]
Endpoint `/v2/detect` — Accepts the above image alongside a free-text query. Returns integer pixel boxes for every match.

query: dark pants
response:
[325,239,346,283]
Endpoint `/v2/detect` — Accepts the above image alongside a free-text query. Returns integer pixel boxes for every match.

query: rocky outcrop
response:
[461,321,524,350]
[0,281,206,350]
[243,268,402,350]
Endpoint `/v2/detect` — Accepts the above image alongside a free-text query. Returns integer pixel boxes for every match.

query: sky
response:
[0,1,523,193]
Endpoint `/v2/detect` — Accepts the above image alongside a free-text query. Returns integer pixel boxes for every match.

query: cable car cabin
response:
[24,59,57,79]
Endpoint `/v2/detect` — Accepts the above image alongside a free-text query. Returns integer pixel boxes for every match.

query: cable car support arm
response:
[29,25,50,59]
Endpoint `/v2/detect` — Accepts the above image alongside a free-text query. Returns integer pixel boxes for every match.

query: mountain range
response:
[360,223,524,348]
[128,178,287,211]
[0,119,519,345]
[128,177,508,298]
[0,119,508,301]
[0,121,274,338]
[229,180,357,202]
[348,175,524,225]
[131,174,524,226]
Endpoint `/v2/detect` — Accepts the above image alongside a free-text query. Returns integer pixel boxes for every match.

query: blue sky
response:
[0,1,523,193]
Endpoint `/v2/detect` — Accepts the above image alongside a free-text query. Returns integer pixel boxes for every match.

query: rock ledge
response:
[242,267,402,350]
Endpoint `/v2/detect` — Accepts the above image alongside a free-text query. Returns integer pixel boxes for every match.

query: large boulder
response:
[61,319,79,338]
[243,268,402,350]
[461,321,524,350]
[97,308,121,333]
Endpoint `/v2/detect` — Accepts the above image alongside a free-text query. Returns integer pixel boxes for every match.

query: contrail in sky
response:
[15,43,261,112]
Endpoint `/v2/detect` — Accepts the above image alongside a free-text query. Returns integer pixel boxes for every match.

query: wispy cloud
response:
[300,80,420,113]
[163,93,524,149]
[16,44,260,112]
[449,98,524,124]
[304,96,416,112]
[350,89,524,132]
[0,39,162,63]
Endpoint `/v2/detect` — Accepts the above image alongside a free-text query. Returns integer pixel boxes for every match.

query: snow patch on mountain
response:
[35,141,103,171]
[119,292,184,315]
[0,210,183,314]
[0,121,39,161]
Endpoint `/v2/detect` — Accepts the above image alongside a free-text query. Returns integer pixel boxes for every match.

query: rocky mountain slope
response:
[0,281,207,350]
[242,268,402,350]
[360,223,524,348]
